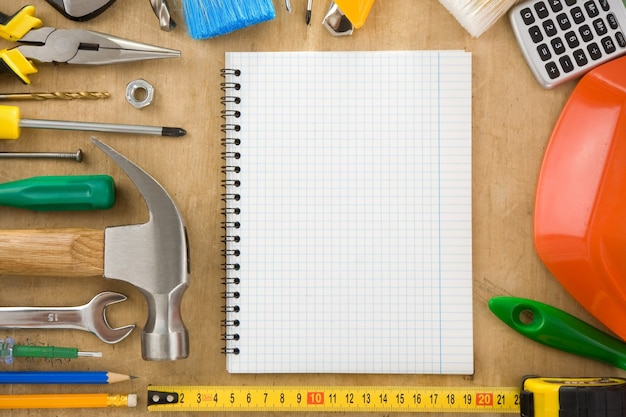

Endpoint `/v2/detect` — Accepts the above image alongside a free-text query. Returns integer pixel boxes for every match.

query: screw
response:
[0,149,83,162]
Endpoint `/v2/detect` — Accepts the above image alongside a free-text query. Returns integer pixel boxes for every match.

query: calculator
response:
[509,0,626,88]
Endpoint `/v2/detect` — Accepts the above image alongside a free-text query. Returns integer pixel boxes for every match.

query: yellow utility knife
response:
[323,0,374,36]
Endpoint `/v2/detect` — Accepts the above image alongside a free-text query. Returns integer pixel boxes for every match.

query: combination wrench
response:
[0,292,134,344]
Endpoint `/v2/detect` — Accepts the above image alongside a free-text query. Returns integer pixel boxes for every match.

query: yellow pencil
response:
[0,393,137,409]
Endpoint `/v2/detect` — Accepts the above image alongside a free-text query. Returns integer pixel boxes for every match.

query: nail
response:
[0,149,83,162]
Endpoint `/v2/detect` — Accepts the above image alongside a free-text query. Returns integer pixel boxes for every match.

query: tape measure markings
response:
[147,386,521,413]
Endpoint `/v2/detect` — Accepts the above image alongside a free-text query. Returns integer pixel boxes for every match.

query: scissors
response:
[45,0,115,21]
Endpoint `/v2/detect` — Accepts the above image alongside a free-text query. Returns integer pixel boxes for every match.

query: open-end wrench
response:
[0,292,134,344]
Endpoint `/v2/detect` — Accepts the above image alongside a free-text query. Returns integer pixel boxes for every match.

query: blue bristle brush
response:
[182,0,276,39]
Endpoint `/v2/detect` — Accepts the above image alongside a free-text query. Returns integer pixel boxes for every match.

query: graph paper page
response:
[223,51,473,374]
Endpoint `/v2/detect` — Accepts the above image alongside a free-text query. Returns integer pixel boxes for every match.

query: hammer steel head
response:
[91,138,189,361]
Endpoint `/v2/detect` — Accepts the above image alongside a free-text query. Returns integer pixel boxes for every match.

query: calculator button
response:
[551,37,567,54]
[601,36,616,54]
[557,13,572,30]
[587,42,603,60]
[565,31,580,48]
[598,0,610,11]
[545,62,561,79]
[559,55,575,72]
[535,1,550,18]
[593,18,608,35]
[529,26,544,43]
[573,49,588,66]
[565,0,577,4]
[616,32,626,47]
[571,7,585,24]
[521,7,535,25]
[584,1,599,18]
[580,24,594,42]
[549,0,563,12]
[543,19,558,36]
[607,13,619,30]
[538,44,553,60]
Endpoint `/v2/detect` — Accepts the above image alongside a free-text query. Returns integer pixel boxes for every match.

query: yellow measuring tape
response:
[147,385,521,413]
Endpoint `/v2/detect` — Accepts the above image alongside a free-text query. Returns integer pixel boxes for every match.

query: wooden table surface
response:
[1,1,624,416]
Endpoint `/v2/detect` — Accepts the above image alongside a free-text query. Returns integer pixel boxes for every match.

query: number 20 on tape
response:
[147,386,521,413]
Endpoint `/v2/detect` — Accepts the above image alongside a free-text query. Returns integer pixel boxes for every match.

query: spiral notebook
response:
[221,50,473,374]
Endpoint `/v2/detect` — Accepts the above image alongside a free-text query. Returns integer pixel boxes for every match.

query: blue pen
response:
[0,371,134,384]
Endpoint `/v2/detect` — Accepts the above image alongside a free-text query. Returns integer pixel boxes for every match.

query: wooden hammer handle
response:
[0,228,104,277]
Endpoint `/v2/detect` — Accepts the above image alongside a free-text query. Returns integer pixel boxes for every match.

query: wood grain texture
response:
[0,229,104,277]
[0,1,624,416]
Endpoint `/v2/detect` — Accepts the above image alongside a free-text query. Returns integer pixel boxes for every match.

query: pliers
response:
[0,5,180,84]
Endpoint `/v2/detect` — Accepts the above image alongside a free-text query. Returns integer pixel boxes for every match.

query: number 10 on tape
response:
[147,386,521,413]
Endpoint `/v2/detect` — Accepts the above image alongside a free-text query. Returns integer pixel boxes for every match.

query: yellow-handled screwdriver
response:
[0,105,186,139]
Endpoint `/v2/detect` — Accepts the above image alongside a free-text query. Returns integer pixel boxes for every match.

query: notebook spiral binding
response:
[221,68,242,355]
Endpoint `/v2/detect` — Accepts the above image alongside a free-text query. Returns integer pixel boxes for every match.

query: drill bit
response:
[150,0,176,31]
[0,92,109,101]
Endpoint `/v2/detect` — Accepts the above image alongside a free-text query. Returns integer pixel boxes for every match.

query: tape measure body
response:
[521,377,626,417]
[148,386,521,413]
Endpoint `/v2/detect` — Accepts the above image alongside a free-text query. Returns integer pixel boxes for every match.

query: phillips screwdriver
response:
[0,175,115,211]
[0,105,186,139]
[307,0,312,24]
[0,337,101,364]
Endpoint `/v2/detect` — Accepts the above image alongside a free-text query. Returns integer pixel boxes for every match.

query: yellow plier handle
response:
[0,6,43,84]
[0,5,42,41]
[0,49,37,85]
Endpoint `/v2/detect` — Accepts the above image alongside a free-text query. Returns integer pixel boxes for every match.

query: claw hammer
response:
[0,138,190,361]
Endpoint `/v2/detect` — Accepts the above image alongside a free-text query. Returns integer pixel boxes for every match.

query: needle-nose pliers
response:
[0,5,180,84]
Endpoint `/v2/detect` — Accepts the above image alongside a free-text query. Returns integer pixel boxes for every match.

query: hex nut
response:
[126,79,154,109]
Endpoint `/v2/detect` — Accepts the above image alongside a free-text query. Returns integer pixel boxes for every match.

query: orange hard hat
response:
[535,55,626,341]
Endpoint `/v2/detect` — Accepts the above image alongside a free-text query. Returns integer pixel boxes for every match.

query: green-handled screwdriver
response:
[0,175,115,211]
[0,338,101,364]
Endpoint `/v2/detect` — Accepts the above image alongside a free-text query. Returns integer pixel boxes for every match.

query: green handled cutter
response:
[489,296,626,370]
[0,175,115,211]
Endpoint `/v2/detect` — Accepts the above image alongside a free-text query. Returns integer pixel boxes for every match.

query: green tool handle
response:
[12,345,80,359]
[489,296,626,370]
[0,175,115,211]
